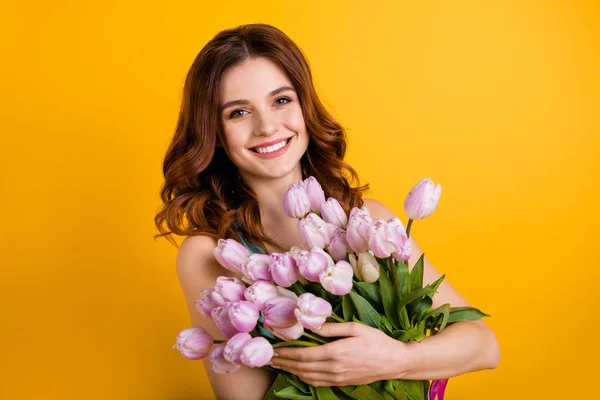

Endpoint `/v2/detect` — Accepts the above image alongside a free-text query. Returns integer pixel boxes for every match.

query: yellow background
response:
[1,0,598,399]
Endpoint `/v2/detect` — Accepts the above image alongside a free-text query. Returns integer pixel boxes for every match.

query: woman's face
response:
[218,57,309,181]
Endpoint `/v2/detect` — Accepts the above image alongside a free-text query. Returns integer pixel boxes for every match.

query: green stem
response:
[329,313,345,323]
[302,331,328,344]
[406,219,413,238]
[272,340,319,349]
[292,282,307,294]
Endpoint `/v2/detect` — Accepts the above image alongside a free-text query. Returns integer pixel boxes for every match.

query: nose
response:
[253,109,280,137]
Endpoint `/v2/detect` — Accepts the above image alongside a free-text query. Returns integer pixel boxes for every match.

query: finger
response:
[313,322,366,337]
[281,370,338,387]
[270,358,334,373]
[274,343,335,361]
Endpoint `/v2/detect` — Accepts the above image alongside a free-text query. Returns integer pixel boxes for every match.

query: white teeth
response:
[254,139,288,154]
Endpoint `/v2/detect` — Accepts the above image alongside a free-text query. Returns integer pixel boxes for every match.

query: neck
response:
[238,165,303,234]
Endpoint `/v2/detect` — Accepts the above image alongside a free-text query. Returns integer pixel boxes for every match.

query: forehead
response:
[219,57,293,101]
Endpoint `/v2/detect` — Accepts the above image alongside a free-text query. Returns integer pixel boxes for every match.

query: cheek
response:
[284,107,307,133]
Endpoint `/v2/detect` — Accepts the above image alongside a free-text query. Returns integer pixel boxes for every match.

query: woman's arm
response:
[176,235,276,399]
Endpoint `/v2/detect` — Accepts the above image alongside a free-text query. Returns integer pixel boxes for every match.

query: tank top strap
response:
[232,221,265,255]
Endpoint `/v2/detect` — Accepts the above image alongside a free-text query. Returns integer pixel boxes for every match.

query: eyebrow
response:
[219,86,296,113]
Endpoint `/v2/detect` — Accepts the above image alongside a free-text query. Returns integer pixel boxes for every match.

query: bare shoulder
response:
[362,198,398,221]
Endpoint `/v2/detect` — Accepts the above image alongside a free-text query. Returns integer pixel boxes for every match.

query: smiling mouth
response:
[250,137,292,154]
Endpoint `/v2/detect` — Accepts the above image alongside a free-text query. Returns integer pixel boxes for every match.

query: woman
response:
[155,23,499,399]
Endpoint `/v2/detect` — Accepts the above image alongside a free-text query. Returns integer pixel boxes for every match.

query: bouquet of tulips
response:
[173,177,490,400]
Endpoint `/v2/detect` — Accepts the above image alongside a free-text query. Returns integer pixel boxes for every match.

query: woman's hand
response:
[269,322,411,387]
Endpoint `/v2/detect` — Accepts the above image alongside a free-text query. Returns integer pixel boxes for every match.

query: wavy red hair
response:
[154,23,369,252]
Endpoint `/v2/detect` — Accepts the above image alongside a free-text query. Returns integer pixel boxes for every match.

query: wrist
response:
[385,338,416,380]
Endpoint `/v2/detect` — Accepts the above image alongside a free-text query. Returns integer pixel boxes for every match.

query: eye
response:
[275,96,292,105]
[228,109,248,119]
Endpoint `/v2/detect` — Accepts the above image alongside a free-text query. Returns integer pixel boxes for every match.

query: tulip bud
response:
[357,252,380,283]
[299,213,336,249]
[241,254,272,282]
[211,276,247,306]
[319,260,354,296]
[404,178,442,220]
[269,253,299,288]
[240,337,274,367]
[368,219,402,258]
[264,322,304,341]
[299,176,326,214]
[228,301,259,333]
[195,288,217,317]
[328,228,349,262]
[172,327,213,360]
[295,249,328,282]
[283,184,311,218]
[388,217,412,261]
[262,296,298,328]
[428,378,449,400]
[213,239,250,273]
[223,332,253,364]
[348,253,363,281]
[320,197,348,229]
[346,208,372,253]
[244,281,279,311]
[211,305,239,338]
[288,246,304,259]
[294,293,333,330]
[209,343,241,373]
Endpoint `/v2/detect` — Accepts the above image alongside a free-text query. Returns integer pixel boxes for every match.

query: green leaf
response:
[427,274,445,292]
[286,377,310,394]
[348,291,382,328]
[378,315,395,336]
[264,374,298,400]
[393,380,408,400]
[354,281,382,308]
[403,380,426,400]
[342,294,355,322]
[378,268,400,329]
[408,253,425,290]
[397,287,437,310]
[395,260,410,298]
[349,385,386,400]
[422,303,451,334]
[273,386,314,399]
[448,306,491,323]
[411,296,433,325]
[316,386,339,400]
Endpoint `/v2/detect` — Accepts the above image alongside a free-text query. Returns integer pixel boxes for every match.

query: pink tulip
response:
[195,288,217,317]
[265,322,305,341]
[223,332,253,364]
[299,176,326,213]
[319,260,354,296]
[428,378,449,400]
[262,296,299,328]
[368,219,407,258]
[244,281,279,311]
[294,293,332,330]
[388,217,412,261]
[269,253,299,288]
[211,277,247,306]
[211,305,239,338]
[328,228,349,262]
[404,178,442,220]
[240,337,274,367]
[228,301,259,333]
[346,207,373,253]
[209,343,241,373]
[283,183,311,218]
[320,197,348,229]
[213,238,250,273]
[172,327,213,360]
[241,253,272,282]
[295,249,329,282]
[299,213,336,249]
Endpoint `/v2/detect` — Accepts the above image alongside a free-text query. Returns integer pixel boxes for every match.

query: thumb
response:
[314,322,365,337]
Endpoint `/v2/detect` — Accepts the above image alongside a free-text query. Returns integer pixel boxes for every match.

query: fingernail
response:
[273,352,279,357]
[271,364,281,369]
